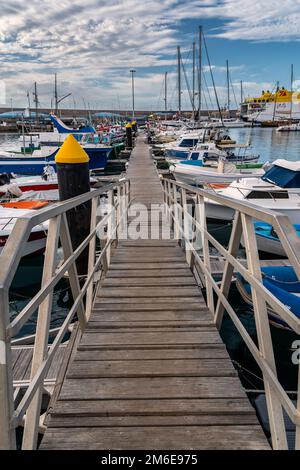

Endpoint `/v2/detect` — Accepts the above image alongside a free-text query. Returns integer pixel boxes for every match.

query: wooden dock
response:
[12,345,66,390]
[40,137,269,450]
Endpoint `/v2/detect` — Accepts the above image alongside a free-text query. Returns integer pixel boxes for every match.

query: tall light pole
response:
[130,69,136,119]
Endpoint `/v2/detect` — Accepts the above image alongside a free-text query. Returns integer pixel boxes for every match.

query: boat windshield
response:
[179,138,199,147]
[262,165,300,188]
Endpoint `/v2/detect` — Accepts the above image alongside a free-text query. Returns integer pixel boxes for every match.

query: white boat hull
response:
[205,201,300,225]
[171,164,264,186]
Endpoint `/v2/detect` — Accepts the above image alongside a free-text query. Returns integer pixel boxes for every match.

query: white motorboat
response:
[205,160,300,224]
[163,130,238,160]
[0,167,59,197]
[170,159,264,186]
[277,122,300,132]
[0,170,98,199]
[0,207,48,257]
[167,141,259,165]
[204,118,251,129]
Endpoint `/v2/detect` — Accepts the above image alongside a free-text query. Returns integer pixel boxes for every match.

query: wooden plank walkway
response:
[12,345,66,387]
[41,136,269,450]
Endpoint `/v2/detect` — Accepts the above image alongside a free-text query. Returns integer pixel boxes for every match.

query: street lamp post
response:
[130,69,136,119]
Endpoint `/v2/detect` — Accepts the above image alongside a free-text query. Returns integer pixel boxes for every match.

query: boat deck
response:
[40,136,269,449]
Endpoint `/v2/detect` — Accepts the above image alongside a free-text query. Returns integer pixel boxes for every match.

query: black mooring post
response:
[55,134,91,276]
[125,122,133,149]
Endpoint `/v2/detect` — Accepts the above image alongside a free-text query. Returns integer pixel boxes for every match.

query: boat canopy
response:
[262,160,300,188]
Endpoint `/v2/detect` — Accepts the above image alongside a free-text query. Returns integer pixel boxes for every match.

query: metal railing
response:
[0,179,130,449]
[162,177,300,450]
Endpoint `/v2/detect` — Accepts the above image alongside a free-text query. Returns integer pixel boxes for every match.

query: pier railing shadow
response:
[162,177,300,450]
[0,178,130,450]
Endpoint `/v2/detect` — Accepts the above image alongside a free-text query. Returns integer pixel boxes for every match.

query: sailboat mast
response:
[192,41,195,119]
[226,59,230,113]
[164,72,168,114]
[203,31,224,126]
[198,25,202,122]
[272,81,279,122]
[240,80,243,104]
[177,46,181,117]
[33,82,39,124]
[54,73,58,114]
[27,91,31,118]
[290,64,294,120]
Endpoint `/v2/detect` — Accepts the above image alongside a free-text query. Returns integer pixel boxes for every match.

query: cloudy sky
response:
[1,0,300,110]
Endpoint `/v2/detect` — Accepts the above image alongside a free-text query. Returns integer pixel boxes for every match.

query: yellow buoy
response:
[55,134,90,164]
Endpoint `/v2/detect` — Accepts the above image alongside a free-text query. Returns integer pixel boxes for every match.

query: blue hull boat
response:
[254,222,300,256]
[236,265,300,329]
[166,147,259,162]
[0,147,111,176]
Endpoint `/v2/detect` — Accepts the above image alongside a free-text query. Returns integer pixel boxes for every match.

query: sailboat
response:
[21,114,97,146]
[0,144,110,175]
[0,114,112,175]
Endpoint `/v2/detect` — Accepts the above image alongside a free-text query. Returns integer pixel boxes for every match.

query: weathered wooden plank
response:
[111,257,186,265]
[94,297,206,304]
[118,241,178,247]
[12,345,67,383]
[86,321,213,329]
[89,311,210,322]
[46,346,68,380]
[75,346,228,361]
[115,247,182,254]
[109,262,188,270]
[59,376,246,400]
[97,286,202,298]
[67,359,236,378]
[102,277,195,287]
[106,269,193,278]
[47,414,259,428]
[92,303,208,311]
[11,347,23,370]
[48,397,255,416]
[80,331,222,347]
[41,426,270,450]
[13,349,32,381]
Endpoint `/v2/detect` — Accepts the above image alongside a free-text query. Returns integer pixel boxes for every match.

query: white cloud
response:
[0,0,210,108]
[198,0,300,42]
[0,0,297,109]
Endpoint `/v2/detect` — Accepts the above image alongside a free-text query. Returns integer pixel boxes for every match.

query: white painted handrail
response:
[162,177,300,450]
[0,179,130,450]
